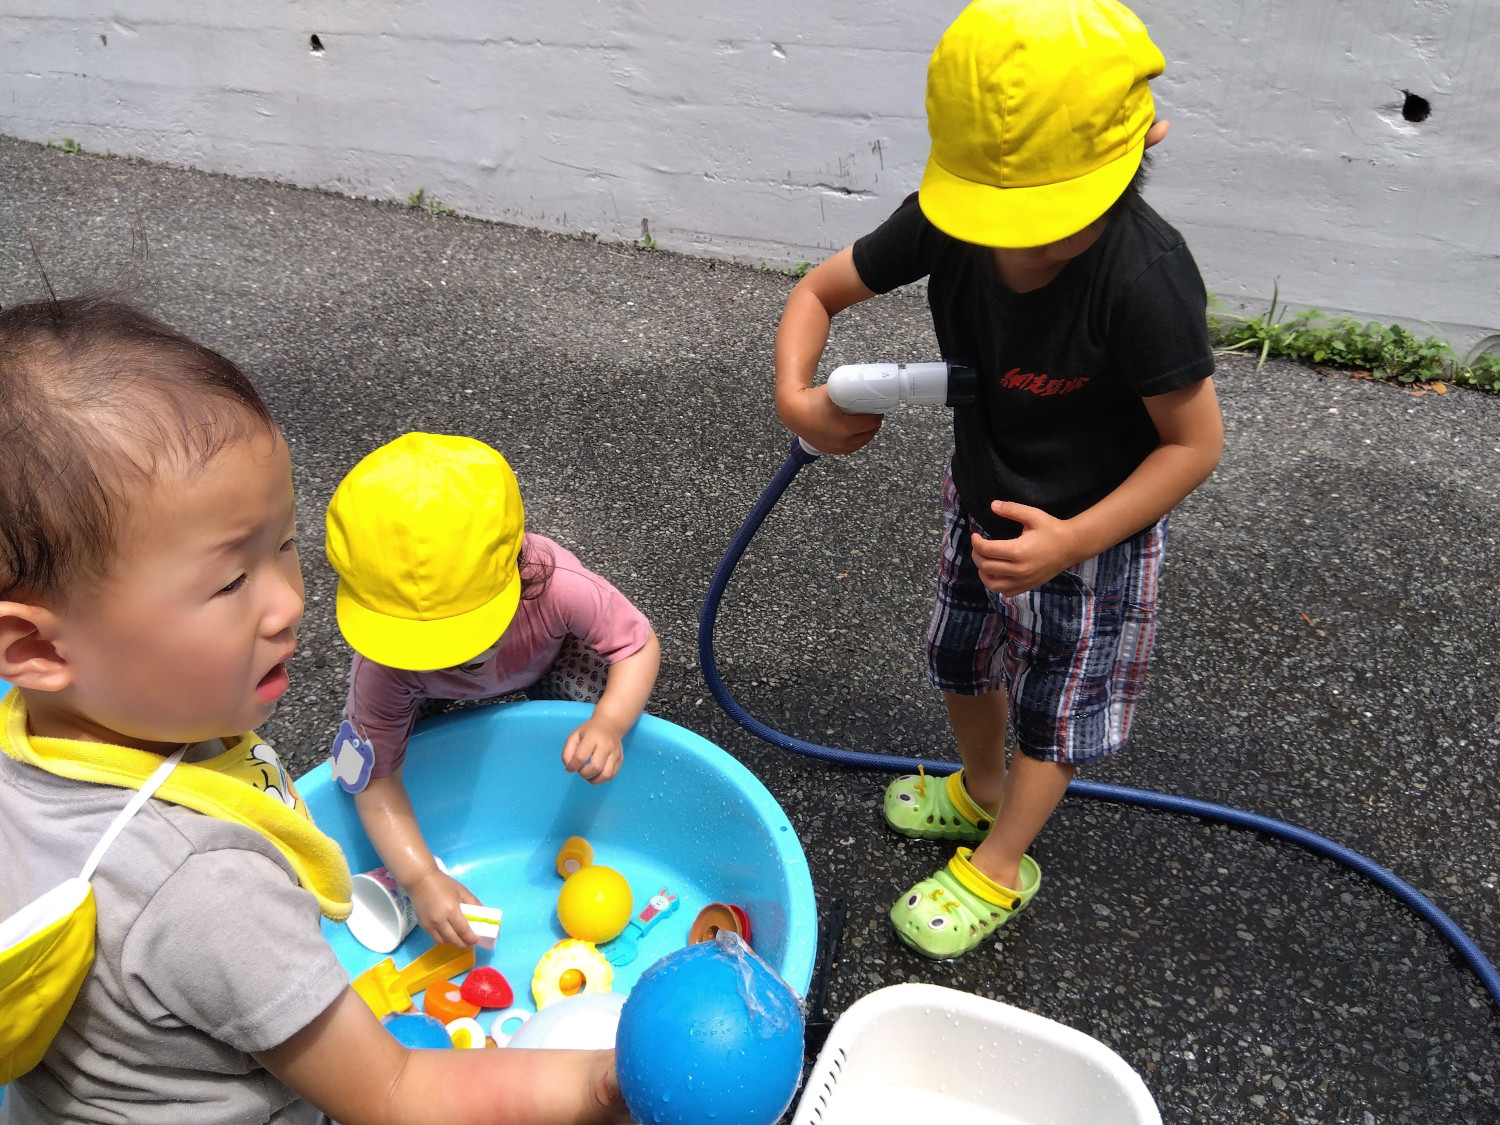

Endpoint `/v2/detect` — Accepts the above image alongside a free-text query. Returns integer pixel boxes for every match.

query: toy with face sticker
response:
[602,887,678,966]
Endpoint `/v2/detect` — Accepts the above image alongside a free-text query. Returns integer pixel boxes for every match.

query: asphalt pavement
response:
[2,136,1497,1125]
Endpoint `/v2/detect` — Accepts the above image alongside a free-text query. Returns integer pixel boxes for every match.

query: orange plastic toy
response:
[423,980,481,1024]
[689,903,752,947]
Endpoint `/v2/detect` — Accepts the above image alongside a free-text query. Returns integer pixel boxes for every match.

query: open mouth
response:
[255,662,291,703]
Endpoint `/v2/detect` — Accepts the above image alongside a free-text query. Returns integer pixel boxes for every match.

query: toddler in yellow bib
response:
[0,296,626,1124]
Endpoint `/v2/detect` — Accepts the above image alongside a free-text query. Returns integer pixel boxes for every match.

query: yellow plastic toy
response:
[351,943,476,1019]
[531,939,614,1009]
[555,836,594,877]
[557,864,633,943]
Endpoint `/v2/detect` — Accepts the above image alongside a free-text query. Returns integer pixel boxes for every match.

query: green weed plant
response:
[1212,284,1500,393]
[406,188,455,216]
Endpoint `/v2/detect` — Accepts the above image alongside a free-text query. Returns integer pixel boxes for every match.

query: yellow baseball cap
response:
[325,433,525,672]
[918,0,1165,249]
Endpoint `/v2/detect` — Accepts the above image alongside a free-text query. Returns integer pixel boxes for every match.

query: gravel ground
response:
[2,136,1497,1124]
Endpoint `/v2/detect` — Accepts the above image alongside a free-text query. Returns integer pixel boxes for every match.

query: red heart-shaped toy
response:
[460,966,514,1009]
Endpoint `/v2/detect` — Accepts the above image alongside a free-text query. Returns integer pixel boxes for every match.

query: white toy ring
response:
[488,1005,533,1047]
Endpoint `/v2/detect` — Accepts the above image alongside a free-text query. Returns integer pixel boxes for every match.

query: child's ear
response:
[1144,120,1170,149]
[0,602,73,692]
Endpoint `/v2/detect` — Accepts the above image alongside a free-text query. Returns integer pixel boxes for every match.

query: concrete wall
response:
[3,1,1496,348]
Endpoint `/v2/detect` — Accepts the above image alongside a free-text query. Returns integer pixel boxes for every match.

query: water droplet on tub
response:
[662,1091,672,1103]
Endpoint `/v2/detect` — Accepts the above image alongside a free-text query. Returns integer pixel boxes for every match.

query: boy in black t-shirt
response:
[774,0,1224,959]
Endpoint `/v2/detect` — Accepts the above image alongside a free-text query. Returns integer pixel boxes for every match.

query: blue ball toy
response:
[616,933,805,1125]
[383,1012,453,1049]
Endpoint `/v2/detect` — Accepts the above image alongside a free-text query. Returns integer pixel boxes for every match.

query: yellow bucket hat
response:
[919,0,1165,248]
[326,433,525,672]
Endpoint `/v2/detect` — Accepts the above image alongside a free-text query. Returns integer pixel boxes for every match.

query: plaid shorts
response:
[925,470,1168,765]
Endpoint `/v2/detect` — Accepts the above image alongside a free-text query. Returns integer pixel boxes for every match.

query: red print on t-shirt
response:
[999,367,1090,396]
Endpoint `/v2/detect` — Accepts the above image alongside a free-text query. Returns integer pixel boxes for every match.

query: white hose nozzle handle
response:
[824,361,975,415]
[801,360,975,457]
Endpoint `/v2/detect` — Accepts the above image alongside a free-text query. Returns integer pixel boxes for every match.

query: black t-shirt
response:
[852,191,1214,540]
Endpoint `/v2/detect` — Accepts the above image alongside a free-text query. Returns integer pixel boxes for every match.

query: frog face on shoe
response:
[882,771,990,843]
[889,853,1042,960]
[891,883,976,958]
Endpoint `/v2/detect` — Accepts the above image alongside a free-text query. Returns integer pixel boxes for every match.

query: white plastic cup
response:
[346,858,449,953]
[347,867,417,953]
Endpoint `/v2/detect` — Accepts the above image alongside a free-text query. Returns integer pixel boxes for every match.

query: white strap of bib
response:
[78,746,188,882]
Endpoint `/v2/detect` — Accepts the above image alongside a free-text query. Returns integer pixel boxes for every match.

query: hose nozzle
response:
[824,361,976,415]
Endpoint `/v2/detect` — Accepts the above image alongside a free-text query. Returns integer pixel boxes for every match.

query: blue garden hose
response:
[697,438,1500,1015]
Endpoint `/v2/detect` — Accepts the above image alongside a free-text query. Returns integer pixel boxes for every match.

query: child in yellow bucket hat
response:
[325,433,660,949]
[775,0,1225,959]
[0,297,627,1122]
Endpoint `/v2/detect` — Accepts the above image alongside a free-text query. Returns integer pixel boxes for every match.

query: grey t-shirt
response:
[0,748,348,1124]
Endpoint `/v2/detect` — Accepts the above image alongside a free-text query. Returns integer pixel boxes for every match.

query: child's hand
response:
[408,868,481,947]
[780,383,883,456]
[562,717,625,784]
[971,501,1082,596]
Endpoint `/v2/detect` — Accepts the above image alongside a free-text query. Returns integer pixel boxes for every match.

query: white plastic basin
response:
[793,983,1160,1125]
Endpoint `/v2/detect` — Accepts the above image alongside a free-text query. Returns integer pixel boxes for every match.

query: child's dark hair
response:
[0,295,275,601]
[517,541,554,602]
[1106,150,1153,219]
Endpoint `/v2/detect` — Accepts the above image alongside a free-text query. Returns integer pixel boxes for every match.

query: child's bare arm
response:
[354,774,479,946]
[1075,375,1225,552]
[971,377,1223,595]
[562,628,661,783]
[774,247,884,455]
[255,988,627,1125]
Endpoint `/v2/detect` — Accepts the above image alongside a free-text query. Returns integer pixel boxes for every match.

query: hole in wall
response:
[309,34,325,55]
[1401,91,1430,123]
[99,34,107,46]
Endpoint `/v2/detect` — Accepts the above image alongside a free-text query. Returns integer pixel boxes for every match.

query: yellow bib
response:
[0,691,352,920]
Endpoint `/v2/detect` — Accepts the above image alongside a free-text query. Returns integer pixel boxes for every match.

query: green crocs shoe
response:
[889,848,1041,960]
[883,768,993,842]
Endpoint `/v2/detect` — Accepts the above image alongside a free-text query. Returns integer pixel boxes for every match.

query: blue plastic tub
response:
[297,700,818,1024]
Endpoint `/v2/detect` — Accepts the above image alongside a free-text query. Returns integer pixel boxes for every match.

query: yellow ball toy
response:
[556,865,633,943]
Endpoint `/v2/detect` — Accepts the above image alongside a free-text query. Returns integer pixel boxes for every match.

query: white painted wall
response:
[3,1,1496,348]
